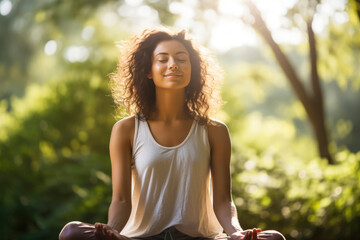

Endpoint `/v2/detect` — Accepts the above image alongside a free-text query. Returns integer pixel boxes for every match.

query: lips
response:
[164,73,182,77]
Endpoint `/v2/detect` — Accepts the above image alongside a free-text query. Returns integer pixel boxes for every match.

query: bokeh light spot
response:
[64,46,89,62]
[82,26,95,41]
[0,0,12,16]
[44,40,57,56]
[125,0,142,7]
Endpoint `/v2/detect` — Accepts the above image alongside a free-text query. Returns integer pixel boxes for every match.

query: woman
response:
[59,27,285,240]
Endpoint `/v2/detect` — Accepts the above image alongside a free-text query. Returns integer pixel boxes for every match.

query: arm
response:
[208,120,242,235]
[107,116,134,232]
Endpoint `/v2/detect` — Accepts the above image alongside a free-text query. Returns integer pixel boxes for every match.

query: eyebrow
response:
[155,51,188,57]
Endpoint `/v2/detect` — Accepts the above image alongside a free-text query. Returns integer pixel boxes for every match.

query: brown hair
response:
[110,27,222,124]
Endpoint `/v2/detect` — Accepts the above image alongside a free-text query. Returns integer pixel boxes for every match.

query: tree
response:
[241,0,336,164]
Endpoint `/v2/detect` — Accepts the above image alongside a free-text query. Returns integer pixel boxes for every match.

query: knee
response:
[267,230,286,240]
[59,221,83,240]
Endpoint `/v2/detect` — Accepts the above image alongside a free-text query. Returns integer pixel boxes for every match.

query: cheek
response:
[180,62,191,73]
[152,63,164,74]
[186,65,191,77]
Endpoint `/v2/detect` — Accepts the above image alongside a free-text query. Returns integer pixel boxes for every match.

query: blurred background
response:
[0,0,359,239]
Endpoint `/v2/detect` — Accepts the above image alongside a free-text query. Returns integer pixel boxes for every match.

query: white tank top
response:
[120,115,223,238]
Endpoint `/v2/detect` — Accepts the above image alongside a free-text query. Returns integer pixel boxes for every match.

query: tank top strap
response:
[131,114,141,165]
[193,120,210,149]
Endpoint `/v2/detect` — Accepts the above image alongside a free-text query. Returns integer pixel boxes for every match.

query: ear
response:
[147,73,152,79]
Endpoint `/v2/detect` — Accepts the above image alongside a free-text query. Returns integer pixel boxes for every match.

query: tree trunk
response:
[243,1,334,164]
[307,19,334,164]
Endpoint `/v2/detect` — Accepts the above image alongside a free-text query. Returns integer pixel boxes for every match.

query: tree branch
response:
[307,18,324,109]
[243,0,314,119]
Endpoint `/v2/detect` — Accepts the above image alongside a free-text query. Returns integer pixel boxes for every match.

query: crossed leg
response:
[59,221,285,240]
[59,221,96,240]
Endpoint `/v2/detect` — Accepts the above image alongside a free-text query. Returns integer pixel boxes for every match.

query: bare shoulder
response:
[113,115,135,130]
[206,118,230,144]
[207,118,229,134]
[111,115,136,142]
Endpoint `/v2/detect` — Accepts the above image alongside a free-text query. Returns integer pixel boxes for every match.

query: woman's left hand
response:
[230,228,262,240]
[94,223,129,240]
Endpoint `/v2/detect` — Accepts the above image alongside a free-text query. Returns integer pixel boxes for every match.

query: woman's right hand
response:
[94,223,130,240]
[230,228,262,240]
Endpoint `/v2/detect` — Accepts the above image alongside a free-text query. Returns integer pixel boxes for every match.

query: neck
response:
[152,87,188,121]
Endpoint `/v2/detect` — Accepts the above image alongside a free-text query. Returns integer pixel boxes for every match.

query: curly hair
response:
[110,27,223,124]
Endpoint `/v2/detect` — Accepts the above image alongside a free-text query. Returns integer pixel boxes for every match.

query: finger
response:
[256,228,262,233]
[94,223,103,240]
[252,228,257,240]
[101,224,108,238]
[98,224,107,240]
[94,223,99,232]
[108,231,116,240]
[244,231,252,240]
[94,227,100,240]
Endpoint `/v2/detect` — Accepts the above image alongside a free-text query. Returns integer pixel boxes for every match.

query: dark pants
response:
[58,221,215,240]
[59,221,285,240]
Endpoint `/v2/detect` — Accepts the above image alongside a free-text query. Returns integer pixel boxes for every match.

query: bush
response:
[0,74,119,239]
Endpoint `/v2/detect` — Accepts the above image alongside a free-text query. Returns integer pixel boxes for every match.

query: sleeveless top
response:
[120,115,223,238]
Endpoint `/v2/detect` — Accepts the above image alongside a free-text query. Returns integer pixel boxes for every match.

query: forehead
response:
[153,40,189,56]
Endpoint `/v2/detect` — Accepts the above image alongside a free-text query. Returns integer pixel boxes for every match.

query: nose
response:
[168,59,179,70]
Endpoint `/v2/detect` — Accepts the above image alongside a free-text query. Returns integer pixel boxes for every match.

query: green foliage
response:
[0,73,119,239]
[229,119,360,239]
[220,54,360,239]
[1,0,360,240]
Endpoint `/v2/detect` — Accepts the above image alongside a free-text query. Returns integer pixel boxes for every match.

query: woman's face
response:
[148,40,191,90]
